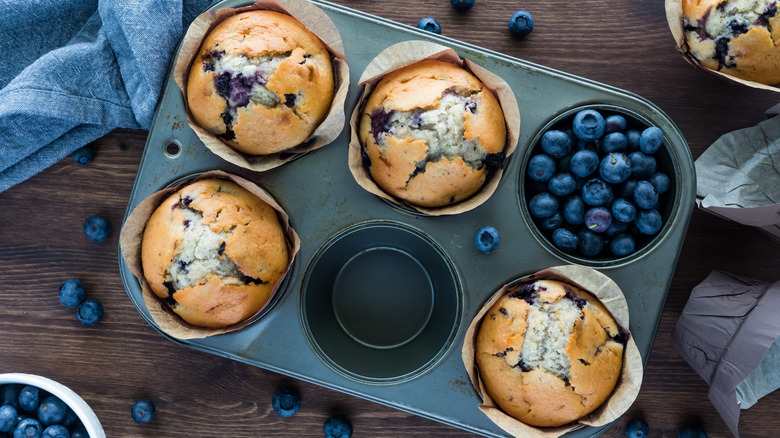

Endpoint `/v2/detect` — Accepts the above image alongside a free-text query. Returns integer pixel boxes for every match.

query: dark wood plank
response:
[2,1,780,437]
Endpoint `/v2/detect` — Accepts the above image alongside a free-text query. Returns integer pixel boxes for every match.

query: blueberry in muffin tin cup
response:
[119,170,301,339]
[461,265,643,437]
[348,40,521,216]
[173,0,351,171]
[665,0,780,92]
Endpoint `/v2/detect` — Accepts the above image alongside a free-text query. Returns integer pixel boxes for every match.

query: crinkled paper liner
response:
[119,170,301,340]
[347,40,521,216]
[665,0,780,92]
[173,0,350,171]
[461,265,643,438]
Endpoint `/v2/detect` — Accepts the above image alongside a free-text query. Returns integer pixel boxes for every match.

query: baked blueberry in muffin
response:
[187,10,334,155]
[682,0,780,85]
[358,60,507,208]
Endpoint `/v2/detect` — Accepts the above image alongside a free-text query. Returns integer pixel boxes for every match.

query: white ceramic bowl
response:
[0,373,105,437]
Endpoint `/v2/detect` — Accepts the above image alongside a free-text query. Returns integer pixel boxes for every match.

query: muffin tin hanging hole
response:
[163,140,182,158]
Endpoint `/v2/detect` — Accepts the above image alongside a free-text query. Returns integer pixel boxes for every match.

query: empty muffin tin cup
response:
[301,220,461,384]
[461,265,643,437]
[119,170,300,340]
[347,40,521,216]
[520,104,683,267]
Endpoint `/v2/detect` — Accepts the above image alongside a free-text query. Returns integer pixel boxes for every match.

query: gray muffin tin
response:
[118,1,695,436]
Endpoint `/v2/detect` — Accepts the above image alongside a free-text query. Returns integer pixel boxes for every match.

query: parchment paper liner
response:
[173,0,350,171]
[461,265,643,437]
[347,40,521,216]
[119,170,301,340]
[664,0,780,92]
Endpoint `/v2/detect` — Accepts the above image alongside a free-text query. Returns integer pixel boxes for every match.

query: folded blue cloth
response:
[0,0,213,193]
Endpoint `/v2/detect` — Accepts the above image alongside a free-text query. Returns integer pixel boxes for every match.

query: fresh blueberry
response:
[640,126,664,154]
[71,147,94,166]
[649,172,671,194]
[635,209,662,235]
[68,427,87,438]
[60,409,77,429]
[417,17,441,34]
[1,385,22,409]
[569,150,599,178]
[130,400,155,424]
[582,178,613,206]
[0,405,17,432]
[677,425,707,438]
[552,228,578,252]
[625,418,649,438]
[547,172,576,196]
[572,109,605,141]
[540,130,572,159]
[271,388,301,417]
[611,198,637,223]
[474,226,500,252]
[604,220,630,237]
[633,181,659,210]
[599,153,631,184]
[620,178,639,199]
[527,154,556,182]
[36,397,66,427]
[584,207,612,233]
[323,416,352,438]
[18,387,39,413]
[41,425,68,438]
[58,279,85,309]
[83,215,111,243]
[563,196,586,225]
[577,229,604,257]
[628,151,656,179]
[451,0,474,11]
[605,115,627,133]
[508,10,533,37]
[76,299,103,327]
[539,211,564,231]
[12,418,42,438]
[601,132,627,153]
[610,234,635,257]
[528,192,559,218]
[626,129,641,150]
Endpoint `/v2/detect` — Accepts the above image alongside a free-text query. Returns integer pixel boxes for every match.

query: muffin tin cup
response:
[347,40,521,216]
[118,170,301,339]
[664,0,780,93]
[461,265,643,438]
[172,0,351,171]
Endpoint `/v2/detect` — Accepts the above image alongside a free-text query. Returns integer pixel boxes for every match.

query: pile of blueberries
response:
[525,108,672,259]
[0,384,87,438]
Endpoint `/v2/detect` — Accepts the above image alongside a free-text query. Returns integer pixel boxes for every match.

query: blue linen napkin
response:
[0,0,213,193]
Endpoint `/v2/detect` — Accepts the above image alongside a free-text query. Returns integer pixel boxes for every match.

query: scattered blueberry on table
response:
[323,416,352,438]
[76,299,103,327]
[625,418,649,437]
[450,0,474,11]
[71,146,94,166]
[83,215,111,243]
[474,226,499,252]
[416,17,441,34]
[271,388,301,418]
[130,400,155,424]
[58,279,85,309]
[508,10,533,37]
[524,108,673,259]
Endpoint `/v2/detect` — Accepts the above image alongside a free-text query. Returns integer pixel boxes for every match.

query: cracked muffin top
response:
[141,179,289,328]
[475,279,626,428]
[682,0,780,85]
[186,10,334,155]
[358,60,507,208]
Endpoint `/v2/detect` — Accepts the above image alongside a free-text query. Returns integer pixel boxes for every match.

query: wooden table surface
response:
[2,1,780,437]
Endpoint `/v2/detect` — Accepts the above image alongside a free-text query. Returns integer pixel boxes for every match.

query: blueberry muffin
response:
[358,60,507,208]
[682,0,780,85]
[475,279,626,428]
[187,10,334,155]
[141,179,289,328]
